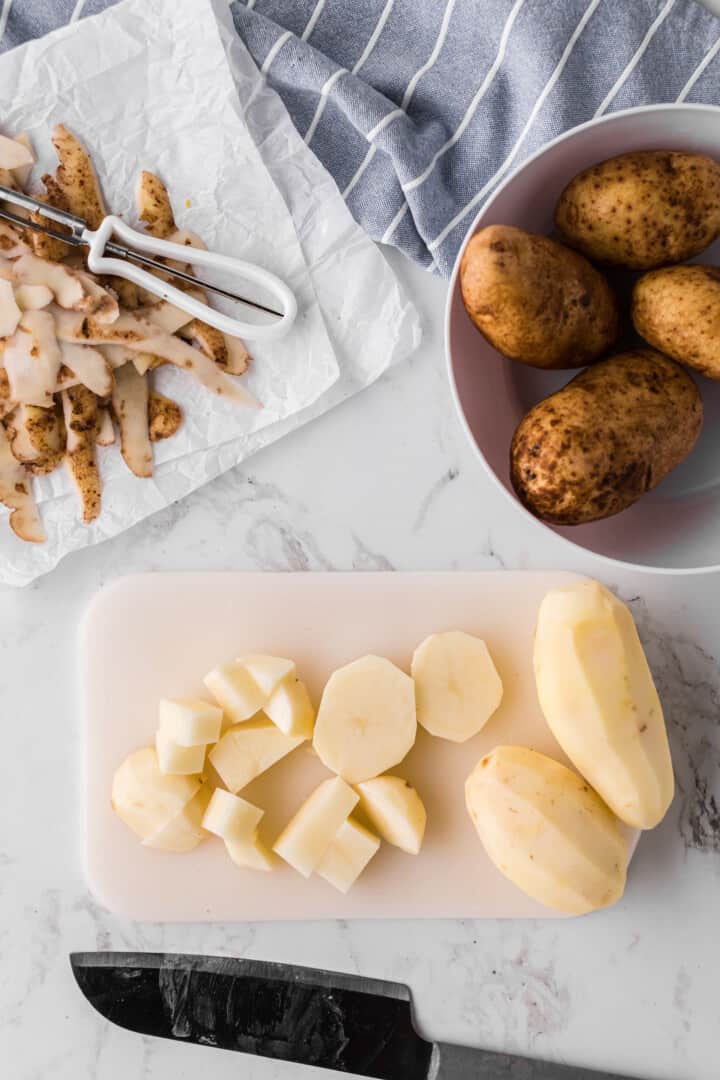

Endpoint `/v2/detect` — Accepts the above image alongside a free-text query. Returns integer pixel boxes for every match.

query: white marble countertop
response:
[2,246,718,1080]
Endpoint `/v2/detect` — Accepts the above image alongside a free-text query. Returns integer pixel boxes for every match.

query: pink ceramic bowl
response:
[446,103,720,574]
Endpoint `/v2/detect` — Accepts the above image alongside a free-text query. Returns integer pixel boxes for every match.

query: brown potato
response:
[555,151,720,269]
[510,349,702,525]
[460,225,619,369]
[633,265,720,379]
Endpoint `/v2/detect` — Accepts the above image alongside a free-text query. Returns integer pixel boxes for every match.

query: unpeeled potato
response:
[510,349,703,525]
[555,150,720,269]
[460,225,619,369]
[633,265,720,379]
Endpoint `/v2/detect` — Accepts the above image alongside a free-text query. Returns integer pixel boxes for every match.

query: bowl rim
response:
[444,101,720,576]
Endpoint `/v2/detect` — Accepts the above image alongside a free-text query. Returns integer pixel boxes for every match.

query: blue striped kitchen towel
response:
[3,0,720,275]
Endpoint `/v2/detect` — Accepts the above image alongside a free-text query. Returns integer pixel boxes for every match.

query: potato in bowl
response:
[510,349,703,525]
[632,265,720,380]
[460,224,619,369]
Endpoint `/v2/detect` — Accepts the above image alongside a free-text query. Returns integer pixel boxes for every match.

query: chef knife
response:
[71,952,638,1079]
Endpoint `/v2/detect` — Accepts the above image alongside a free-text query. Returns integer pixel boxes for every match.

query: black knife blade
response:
[70,952,640,1079]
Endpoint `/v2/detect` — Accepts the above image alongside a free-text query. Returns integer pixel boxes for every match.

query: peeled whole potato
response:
[460,225,619,369]
[510,349,703,525]
[633,265,720,379]
[555,150,720,269]
[534,581,674,830]
[465,745,627,915]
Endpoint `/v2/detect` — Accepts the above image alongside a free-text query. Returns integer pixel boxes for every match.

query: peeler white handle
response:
[85,216,297,343]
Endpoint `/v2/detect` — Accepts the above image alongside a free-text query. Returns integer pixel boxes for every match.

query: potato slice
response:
[136,170,176,238]
[58,343,113,397]
[201,788,264,843]
[15,284,53,310]
[534,581,674,829]
[52,124,106,229]
[111,363,152,479]
[209,718,305,794]
[355,776,426,855]
[0,134,33,171]
[156,728,206,775]
[61,385,101,523]
[5,310,63,407]
[412,631,503,743]
[111,746,201,840]
[265,677,314,739]
[142,786,211,853]
[273,777,359,878]
[316,817,380,893]
[148,390,182,442]
[0,279,21,337]
[239,655,296,698]
[225,834,274,871]
[95,407,115,446]
[313,656,416,784]
[465,746,627,915]
[0,421,45,542]
[204,661,266,723]
[179,318,228,368]
[159,698,223,748]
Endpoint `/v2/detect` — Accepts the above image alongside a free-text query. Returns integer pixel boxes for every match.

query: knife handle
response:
[431,1042,640,1079]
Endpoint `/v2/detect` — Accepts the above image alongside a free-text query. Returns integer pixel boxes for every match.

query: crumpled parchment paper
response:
[0,0,421,585]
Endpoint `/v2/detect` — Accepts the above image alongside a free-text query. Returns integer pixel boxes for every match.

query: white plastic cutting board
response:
[80,570,631,922]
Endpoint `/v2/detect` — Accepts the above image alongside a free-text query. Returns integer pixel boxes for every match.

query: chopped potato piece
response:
[111,746,201,840]
[240,655,296,698]
[136,170,176,238]
[225,834,274,871]
[111,363,152,478]
[158,698,223,747]
[355,776,426,855]
[265,678,315,739]
[316,817,380,893]
[209,718,305,794]
[148,390,182,442]
[52,124,106,229]
[61,385,101,523]
[156,728,206,776]
[204,661,266,723]
[202,788,264,842]
[142,786,211,852]
[273,777,359,878]
[412,631,503,743]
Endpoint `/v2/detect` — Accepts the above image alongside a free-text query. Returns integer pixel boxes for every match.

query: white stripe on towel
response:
[304,67,345,144]
[0,0,13,40]
[352,0,395,75]
[261,30,292,75]
[302,0,327,42]
[402,0,526,194]
[343,0,456,199]
[677,34,720,102]
[70,0,87,20]
[429,0,604,253]
[594,0,676,116]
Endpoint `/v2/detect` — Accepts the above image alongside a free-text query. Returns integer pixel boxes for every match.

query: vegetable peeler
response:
[0,185,297,342]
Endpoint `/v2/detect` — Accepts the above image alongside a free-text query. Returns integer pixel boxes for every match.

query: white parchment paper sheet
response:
[0,0,421,585]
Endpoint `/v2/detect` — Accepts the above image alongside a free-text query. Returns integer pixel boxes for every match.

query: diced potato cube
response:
[265,678,315,738]
[142,786,211,852]
[316,817,380,893]
[240,654,296,697]
[155,728,206,776]
[158,697,223,747]
[111,747,200,840]
[209,717,305,793]
[273,777,359,878]
[202,788,263,842]
[204,661,265,723]
[225,834,274,871]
